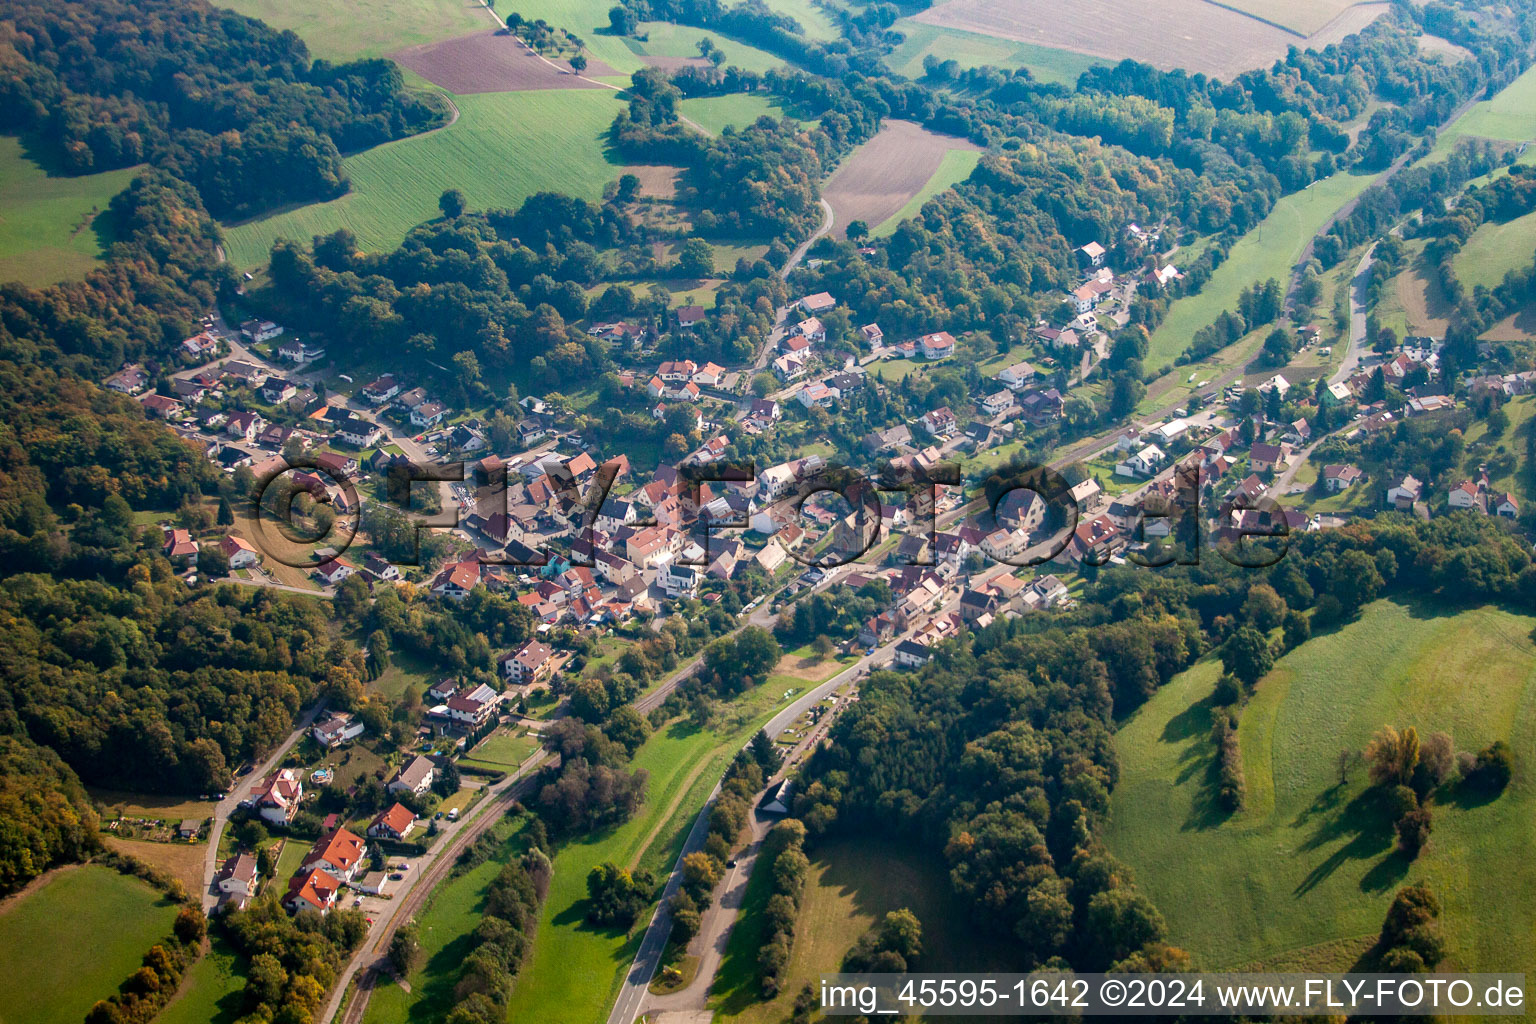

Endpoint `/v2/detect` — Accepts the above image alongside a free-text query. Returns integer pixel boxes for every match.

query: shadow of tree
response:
[1293,786,1396,896]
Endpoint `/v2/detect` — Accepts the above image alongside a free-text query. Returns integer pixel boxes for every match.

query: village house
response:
[388,755,436,796]
[1386,473,1423,508]
[311,711,365,749]
[799,291,836,314]
[277,339,325,363]
[226,410,266,442]
[676,305,706,330]
[860,323,884,349]
[919,406,958,439]
[501,639,557,688]
[335,416,382,448]
[221,534,261,569]
[302,828,367,885]
[997,362,1036,390]
[182,331,220,359]
[249,768,304,825]
[919,331,956,360]
[431,560,482,600]
[367,802,417,841]
[141,394,183,420]
[411,402,448,428]
[240,319,284,343]
[285,868,342,915]
[262,378,298,403]
[1115,444,1166,479]
[1322,464,1363,493]
[1248,442,1290,474]
[893,639,932,669]
[217,853,259,900]
[314,557,356,587]
[981,390,1015,416]
[1077,241,1106,267]
[362,375,401,404]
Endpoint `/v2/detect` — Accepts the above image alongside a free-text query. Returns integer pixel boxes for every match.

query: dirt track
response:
[392,30,619,94]
[821,119,980,235]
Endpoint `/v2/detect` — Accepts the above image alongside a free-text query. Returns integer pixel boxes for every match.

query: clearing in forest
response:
[822,120,981,238]
[391,29,618,94]
[1107,599,1536,976]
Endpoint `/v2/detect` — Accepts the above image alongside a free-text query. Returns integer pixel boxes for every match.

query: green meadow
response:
[0,865,182,1024]
[1440,63,1536,147]
[634,21,796,74]
[678,94,808,134]
[1454,209,1536,291]
[1107,600,1536,978]
[1146,167,1382,370]
[0,136,140,288]
[213,0,489,61]
[221,90,627,270]
[884,22,1105,88]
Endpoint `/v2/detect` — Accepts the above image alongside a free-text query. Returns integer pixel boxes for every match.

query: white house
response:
[240,319,283,343]
[997,362,1036,390]
[659,562,699,599]
[410,402,447,427]
[919,331,956,360]
[1115,444,1166,479]
[388,755,436,796]
[311,711,365,749]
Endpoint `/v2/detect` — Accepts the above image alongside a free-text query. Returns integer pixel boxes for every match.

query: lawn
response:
[870,148,983,237]
[501,677,806,1024]
[678,94,808,134]
[633,21,792,75]
[1454,209,1536,291]
[221,90,627,270]
[750,0,843,41]
[0,135,140,288]
[157,933,248,1024]
[0,865,182,1024]
[1105,599,1536,976]
[213,0,489,60]
[364,815,530,1024]
[711,836,1012,1024]
[1146,168,1382,370]
[884,21,1104,87]
[463,726,541,767]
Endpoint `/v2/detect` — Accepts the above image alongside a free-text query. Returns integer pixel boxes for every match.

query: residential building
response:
[919,331,956,360]
[501,639,557,688]
[303,828,366,883]
[240,319,284,343]
[285,868,342,915]
[362,375,401,404]
[388,755,436,796]
[311,711,364,748]
[367,803,416,841]
[217,854,259,898]
[250,768,303,825]
[1322,464,1362,493]
[221,534,260,569]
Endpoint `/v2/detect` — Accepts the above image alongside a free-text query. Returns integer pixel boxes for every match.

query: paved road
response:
[1332,240,1379,387]
[200,702,327,911]
[605,655,876,1024]
[328,744,555,1024]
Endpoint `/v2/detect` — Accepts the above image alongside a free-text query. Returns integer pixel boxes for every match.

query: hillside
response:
[1106,599,1536,977]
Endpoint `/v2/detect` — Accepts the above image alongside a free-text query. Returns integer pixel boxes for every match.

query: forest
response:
[793,513,1535,971]
[0,0,447,216]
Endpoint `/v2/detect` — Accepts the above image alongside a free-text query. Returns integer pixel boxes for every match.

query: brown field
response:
[391,30,619,94]
[822,119,981,236]
[105,837,207,896]
[909,0,1387,78]
[626,164,684,199]
[1394,258,1453,336]
[1484,307,1536,343]
[1213,0,1374,35]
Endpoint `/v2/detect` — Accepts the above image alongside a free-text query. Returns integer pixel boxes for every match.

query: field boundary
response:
[1196,0,1306,39]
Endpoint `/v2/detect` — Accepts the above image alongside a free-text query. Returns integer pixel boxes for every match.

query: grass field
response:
[1146,168,1381,370]
[634,21,796,74]
[0,136,139,288]
[0,865,182,1024]
[364,815,530,1024]
[214,0,489,61]
[1454,209,1536,291]
[501,677,809,1024]
[157,934,247,1024]
[678,94,806,134]
[221,90,626,270]
[104,836,207,895]
[884,21,1105,87]
[871,148,982,236]
[1441,63,1536,146]
[1106,599,1536,978]
[711,837,1012,1024]
[752,0,843,40]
